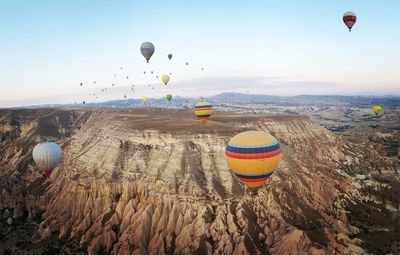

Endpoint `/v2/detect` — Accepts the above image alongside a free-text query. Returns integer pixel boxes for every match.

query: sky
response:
[0,0,399,107]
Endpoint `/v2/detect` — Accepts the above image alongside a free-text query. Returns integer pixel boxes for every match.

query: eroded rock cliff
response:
[0,108,399,254]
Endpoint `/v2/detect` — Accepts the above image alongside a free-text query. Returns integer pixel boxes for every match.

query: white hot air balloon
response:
[140,42,155,63]
[32,142,63,177]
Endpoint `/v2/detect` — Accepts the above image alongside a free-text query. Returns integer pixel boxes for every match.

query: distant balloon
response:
[126,76,129,79]
[151,71,154,74]
[83,101,86,104]
[161,74,170,85]
[141,96,148,104]
[144,71,146,74]
[166,94,172,102]
[201,67,204,71]
[114,74,116,77]
[343,11,357,31]
[120,66,123,70]
[225,131,281,191]
[156,75,158,79]
[169,72,172,75]
[80,82,83,86]
[185,62,189,66]
[33,142,63,177]
[94,81,96,84]
[372,105,382,115]
[112,84,115,87]
[124,95,127,98]
[140,42,155,63]
[193,101,213,124]
[168,53,173,60]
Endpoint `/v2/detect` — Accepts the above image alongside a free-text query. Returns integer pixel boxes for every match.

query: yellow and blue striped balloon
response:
[193,101,213,124]
[225,131,281,191]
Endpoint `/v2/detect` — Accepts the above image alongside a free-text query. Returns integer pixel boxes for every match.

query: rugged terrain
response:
[0,107,399,254]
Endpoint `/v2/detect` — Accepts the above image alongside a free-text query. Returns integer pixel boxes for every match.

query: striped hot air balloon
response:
[193,101,213,124]
[32,142,63,177]
[225,131,281,192]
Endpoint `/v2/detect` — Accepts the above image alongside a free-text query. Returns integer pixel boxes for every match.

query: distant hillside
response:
[12,92,400,109]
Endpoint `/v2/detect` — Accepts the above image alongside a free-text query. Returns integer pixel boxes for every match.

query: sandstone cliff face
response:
[0,108,399,254]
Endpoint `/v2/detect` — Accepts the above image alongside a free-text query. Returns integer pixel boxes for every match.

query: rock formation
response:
[0,108,399,254]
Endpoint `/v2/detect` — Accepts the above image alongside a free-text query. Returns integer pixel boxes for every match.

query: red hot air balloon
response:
[343,11,357,31]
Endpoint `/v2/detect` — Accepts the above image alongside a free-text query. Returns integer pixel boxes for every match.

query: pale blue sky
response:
[1,0,399,107]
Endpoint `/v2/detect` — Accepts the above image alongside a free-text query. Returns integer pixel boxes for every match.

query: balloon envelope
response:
[225,131,281,191]
[168,54,172,60]
[343,11,356,31]
[140,42,155,63]
[161,75,170,85]
[166,94,172,102]
[193,101,213,124]
[372,105,382,115]
[141,96,148,104]
[32,142,63,177]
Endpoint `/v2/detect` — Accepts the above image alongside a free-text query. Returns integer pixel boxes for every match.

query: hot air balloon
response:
[225,131,281,192]
[141,96,147,104]
[94,81,96,84]
[32,142,63,177]
[144,71,146,74]
[126,76,129,79]
[151,71,154,74]
[140,42,155,63]
[372,105,382,115]
[161,74,170,85]
[120,66,123,70]
[156,75,158,79]
[185,62,189,66]
[193,101,213,124]
[168,54,172,60]
[112,83,115,87]
[166,94,172,102]
[343,11,357,31]
[124,95,127,99]
[83,101,86,104]
[80,82,83,86]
